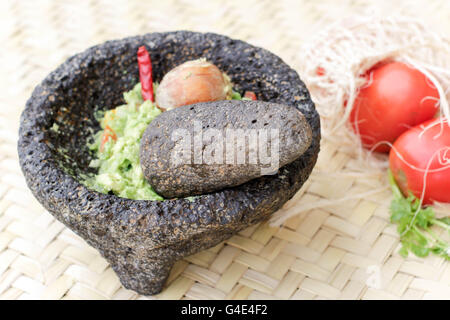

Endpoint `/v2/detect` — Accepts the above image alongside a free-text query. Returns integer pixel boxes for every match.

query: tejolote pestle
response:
[140,100,312,198]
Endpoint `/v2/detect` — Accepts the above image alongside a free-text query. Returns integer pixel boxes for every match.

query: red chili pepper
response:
[137,46,154,102]
[244,91,257,100]
[100,125,117,152]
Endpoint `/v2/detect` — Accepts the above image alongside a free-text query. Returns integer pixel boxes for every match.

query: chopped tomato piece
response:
[244,91,257,100]
[100,125,117,152]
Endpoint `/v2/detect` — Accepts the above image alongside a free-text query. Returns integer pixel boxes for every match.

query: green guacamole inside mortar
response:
[82,83,246,200]
[83,83,163,200]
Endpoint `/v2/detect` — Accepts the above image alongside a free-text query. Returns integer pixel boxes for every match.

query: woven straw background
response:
[1,0,450,300]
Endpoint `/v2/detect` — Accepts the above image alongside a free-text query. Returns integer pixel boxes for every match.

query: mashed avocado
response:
[83,83,163,200]
[83,82,246,201]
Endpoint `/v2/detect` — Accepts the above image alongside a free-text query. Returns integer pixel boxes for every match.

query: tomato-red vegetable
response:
[350,61,439,153]
[389,118,450,205]
[100,125,117,152]
[244,91,257,100]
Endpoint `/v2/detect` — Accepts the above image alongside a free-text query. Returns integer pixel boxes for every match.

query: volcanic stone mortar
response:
[18,31,321,295]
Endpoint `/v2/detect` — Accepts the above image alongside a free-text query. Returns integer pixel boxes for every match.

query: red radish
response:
[350,61,440,153]
[389,117,450,205]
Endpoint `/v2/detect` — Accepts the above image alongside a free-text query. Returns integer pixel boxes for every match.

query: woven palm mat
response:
[1,0,450,300]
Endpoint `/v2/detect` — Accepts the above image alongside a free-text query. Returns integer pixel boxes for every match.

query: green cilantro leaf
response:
[388,170,450,261]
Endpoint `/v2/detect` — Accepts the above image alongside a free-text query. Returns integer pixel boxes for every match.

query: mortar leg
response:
[110,258,173,295]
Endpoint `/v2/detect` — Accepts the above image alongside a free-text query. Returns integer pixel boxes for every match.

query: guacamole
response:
[83,83,163,200]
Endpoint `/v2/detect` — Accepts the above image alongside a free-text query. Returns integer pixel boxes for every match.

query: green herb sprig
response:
[389,170,450,260]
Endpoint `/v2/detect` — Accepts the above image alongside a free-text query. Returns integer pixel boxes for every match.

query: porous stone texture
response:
[140,100,313,198]
[17,31,321,295]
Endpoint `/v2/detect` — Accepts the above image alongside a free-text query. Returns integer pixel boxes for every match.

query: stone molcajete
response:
[17,31,321,295]
[140,100,313,198]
